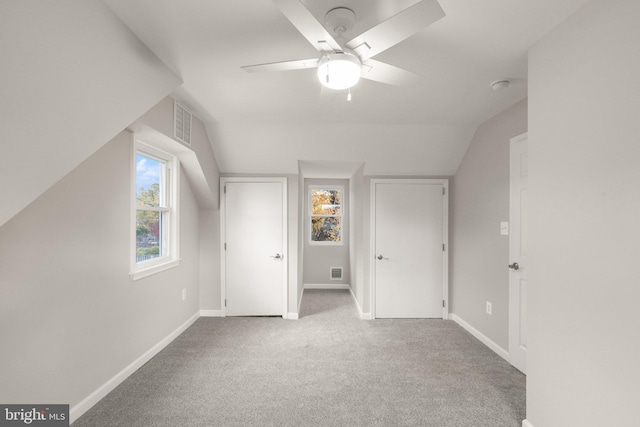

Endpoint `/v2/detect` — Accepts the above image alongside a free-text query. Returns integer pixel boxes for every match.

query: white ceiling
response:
[103,0,590,175]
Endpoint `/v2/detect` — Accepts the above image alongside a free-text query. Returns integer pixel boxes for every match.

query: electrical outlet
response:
[182,288,187,301]
[500,222,509,235]
[486,301,492,315]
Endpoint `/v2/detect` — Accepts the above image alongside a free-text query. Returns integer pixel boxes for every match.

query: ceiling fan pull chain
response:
[347,88,352,102]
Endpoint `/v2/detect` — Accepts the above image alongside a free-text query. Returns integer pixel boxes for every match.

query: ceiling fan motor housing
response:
[325,7,356,36]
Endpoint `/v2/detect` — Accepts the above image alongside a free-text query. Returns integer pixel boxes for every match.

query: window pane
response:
[311,189,341,215]
[136,210,162,262]
[311,216,341,242]
[136,154,163,208]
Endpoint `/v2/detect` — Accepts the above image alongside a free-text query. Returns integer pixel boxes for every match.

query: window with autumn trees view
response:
[309,186,343,244]
[132,141,179,279]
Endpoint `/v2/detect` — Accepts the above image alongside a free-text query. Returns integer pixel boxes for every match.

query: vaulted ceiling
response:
[101,0,589,176]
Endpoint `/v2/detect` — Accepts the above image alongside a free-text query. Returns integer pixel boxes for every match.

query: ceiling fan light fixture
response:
[317,53,361,90]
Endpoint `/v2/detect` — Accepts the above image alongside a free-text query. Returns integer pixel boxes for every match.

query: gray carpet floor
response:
[73,289,525,426]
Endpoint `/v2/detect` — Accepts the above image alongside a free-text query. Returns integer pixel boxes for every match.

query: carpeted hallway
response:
[72,289,525,426]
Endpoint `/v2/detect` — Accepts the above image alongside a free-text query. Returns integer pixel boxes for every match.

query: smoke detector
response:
[491,79,511,91]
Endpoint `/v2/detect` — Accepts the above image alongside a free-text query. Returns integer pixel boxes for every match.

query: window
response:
[131,141,179,279]
[309,186,343,244]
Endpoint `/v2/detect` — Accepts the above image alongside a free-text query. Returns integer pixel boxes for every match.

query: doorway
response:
[220,177,288,317]
[371,179,449,318]
[509,133,528,373]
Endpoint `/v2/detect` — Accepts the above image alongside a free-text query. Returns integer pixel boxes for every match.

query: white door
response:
[222,178,287,316]
[509,133,528,373]
[373,180,448,318]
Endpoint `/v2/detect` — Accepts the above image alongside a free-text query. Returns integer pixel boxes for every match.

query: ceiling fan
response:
[242,0,445,90]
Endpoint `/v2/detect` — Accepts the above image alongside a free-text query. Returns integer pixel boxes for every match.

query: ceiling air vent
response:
[174,100,192,146]
[330,267,343,281]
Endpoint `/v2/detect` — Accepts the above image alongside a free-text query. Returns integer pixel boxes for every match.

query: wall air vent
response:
[174,100,192,146]
[330,267,343,281]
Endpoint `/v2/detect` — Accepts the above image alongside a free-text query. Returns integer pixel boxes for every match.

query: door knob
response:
[508,262,519,270]
[271,253,282,259]
[377,255,388,260]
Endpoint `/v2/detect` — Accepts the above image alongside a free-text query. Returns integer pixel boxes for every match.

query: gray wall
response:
[303,179,350,286]
[133,96,220,210]
[0,131,201,408]
[199,210,221,311]
[349,166,367,313]
[450,99,528,350]
[287,174,300,313]
[527,0,640,425]
[129,96,221,314]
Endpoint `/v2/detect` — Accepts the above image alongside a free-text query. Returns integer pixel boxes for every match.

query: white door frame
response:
[509,132,528,373]
[370,178,449,319]
[219,177,288,318]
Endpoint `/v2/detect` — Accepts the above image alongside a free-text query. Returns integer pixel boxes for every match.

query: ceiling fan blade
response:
[346,0,445,60]
[361,59,423,86]
[241,58,319,73]
[273,0,342,53]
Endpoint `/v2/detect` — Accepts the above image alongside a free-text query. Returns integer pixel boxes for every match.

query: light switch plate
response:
[500,222,509,235]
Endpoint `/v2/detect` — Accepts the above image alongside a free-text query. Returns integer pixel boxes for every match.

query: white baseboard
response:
[199,309,222,317]
[287,312,299,320]
[522,420,534,427]
[449,313,510,362]
[69,311,200,424]
[304,283,350,290]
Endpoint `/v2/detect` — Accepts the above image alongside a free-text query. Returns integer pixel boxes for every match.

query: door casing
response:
[370,178,449,319]
[509,133,528,373]
[219,177,288,318]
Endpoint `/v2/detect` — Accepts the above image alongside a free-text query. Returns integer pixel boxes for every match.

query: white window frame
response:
[130,140,180,280]
[308,185,344,246]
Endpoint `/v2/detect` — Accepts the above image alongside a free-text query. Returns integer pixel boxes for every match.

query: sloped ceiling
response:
[0,0,182,227]
[103,0,590,176]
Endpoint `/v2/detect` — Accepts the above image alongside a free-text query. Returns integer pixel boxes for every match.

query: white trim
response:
[450,313,510,362]
[220,177,288,318]
[509,131,528,374]
[442,179,449,320]
[511,131,528,144]
[522,420,534,427]
[69,312,199,424]
[131,259,181,281]
[130,138,181,280]
[304,283,350,290]
[308,184,345,246]
[370,178,449,319]
[287,312,299,320]
[199,309,222,317]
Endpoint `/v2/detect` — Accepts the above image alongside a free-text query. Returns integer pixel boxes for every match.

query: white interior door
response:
[509,134,528,373]
[222,178,286,316]
[373,180,447,318]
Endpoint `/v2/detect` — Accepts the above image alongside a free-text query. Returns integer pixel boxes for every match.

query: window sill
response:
[130,259,180,281]
[309,241,344,246]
